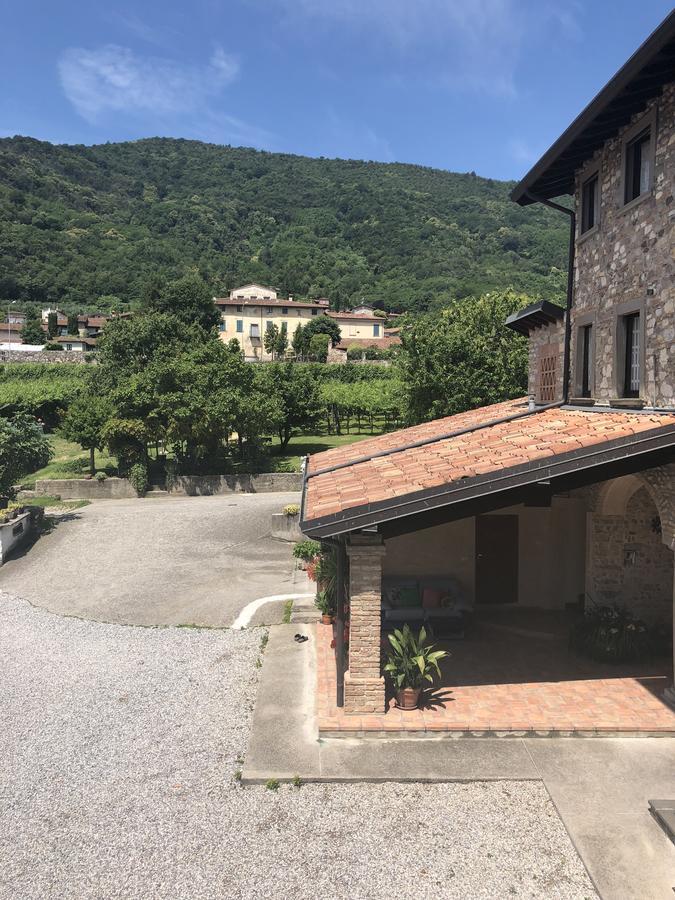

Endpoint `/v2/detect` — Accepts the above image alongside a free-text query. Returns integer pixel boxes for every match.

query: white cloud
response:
[58,44,239,122]
[262,0,581,98]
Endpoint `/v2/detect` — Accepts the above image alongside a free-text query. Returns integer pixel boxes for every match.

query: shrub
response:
[44,342,64,351]
[128,462,148,496]
[283,503,300,516]
[569,601,653,663]
[383,625,448,690]
[293,539,320,562]
[95,471,107,482]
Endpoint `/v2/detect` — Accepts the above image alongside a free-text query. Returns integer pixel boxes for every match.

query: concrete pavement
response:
[245,623,675,900]
[0,494,310,626]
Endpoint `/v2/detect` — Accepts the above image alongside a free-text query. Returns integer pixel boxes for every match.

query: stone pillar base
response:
[343,670,385,715]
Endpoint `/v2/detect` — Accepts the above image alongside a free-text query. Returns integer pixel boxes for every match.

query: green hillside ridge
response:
[0,136,567,314]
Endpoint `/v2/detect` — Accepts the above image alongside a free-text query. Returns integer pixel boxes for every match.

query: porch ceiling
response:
[301,401,675,539]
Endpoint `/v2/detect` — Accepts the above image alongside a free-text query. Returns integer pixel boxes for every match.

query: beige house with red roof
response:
[300,13,675,730]
[214,286,393,359]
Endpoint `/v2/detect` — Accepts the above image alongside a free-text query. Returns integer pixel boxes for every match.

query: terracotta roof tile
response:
[303,399,675,526]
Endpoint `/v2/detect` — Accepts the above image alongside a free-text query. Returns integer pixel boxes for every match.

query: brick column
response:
[344,534,386,715]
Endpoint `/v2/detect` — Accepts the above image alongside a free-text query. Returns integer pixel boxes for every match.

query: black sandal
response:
[294,633,309,643]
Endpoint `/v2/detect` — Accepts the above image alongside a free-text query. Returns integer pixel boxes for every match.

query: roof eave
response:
[300,423,675,539]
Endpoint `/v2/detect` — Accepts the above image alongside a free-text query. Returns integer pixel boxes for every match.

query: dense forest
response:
[0,136,567,314]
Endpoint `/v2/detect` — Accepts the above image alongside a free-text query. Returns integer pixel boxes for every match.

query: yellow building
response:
[213,284,386,360]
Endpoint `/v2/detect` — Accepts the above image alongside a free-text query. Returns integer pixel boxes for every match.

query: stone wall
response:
[0,350,94,365]
[35,478,137,500]
[527,319,565,404]
[36,473,303,499]
[571,82,675,406]
[589,483,673,622]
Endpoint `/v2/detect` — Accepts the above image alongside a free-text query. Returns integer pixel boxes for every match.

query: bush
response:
[569,601,653,663]
[283,503,299,516]
[44,342,64,351]
[292,539,320,562]
[95,471,107,482]
[128,462,148,496]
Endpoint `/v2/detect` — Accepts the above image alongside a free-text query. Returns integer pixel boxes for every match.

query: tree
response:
[396,290,530,424]
[264,322,279,358]
[309,332,330,362]
[0,414,51,497]
[144,272,220,332]
[292,323,306,358]
[20,312,45,345]
[60,389,111,475]
[47,311,58,339]
[302,314,341,347]
[256,363,323,450]
[67,314,79,336]
[275,322,288,358]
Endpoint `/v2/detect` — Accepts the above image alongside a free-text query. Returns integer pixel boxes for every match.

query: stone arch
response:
[595,467,675,550]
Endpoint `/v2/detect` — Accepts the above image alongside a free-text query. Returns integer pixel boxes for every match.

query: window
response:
[580,324,592,397]
[538,352,557,403]
[236,319,243,333]
[265,320,274,332]
[282,308,288,315]
[266,307,273,314]
[373,323,380,337]
[624,128,651,204]
[312,308,318,315]
[218,323,226,333]
[581,174,598,233]
[65,343,72,351]
[622,313,640,397]
[236,305,243,312]
[250,324,260,339]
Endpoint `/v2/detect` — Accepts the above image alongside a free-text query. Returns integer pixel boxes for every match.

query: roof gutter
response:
[525,191,575,405]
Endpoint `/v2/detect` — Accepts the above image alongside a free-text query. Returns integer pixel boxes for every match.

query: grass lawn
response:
[267,428,387,472]
[22,436,117,488]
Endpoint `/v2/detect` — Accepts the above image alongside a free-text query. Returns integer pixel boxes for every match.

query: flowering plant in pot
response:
[383,624,448,710]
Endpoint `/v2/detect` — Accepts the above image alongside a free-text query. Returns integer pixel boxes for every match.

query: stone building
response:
[300,13,675,728]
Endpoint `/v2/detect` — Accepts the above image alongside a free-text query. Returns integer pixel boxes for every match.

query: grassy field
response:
[22,426,386,485]
[22,436,117,488]
[267,428,386,472]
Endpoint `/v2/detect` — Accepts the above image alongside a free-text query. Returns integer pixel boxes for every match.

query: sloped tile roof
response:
[302,399,675,532]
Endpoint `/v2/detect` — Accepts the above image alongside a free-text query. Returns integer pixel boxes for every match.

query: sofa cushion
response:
[422,587,443,610]
[382,579,420,609]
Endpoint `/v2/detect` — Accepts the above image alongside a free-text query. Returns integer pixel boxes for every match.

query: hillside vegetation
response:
[0,136,567,313]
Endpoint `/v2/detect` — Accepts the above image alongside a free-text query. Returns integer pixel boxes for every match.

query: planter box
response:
[271,512,305,541]
[0,511,33,564]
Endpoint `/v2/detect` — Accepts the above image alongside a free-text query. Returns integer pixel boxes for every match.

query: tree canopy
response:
[0,136,567,315]
[0,414,51,496]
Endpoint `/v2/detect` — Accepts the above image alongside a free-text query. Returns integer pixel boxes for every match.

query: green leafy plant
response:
[314,545,337,615]
[292,775,302,788]
[283,503,300,516]
[265,779,280,792]
[315,589,334,617]
[282,599,293,624]
[128,461,148,496]
[293,540,321,562]
[95,471,107,482]
[569,601,653,662]
[234,770,242,782]
[383,624,448,691]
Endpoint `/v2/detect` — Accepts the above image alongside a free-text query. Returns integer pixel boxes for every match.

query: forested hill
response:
[0,136,568,313]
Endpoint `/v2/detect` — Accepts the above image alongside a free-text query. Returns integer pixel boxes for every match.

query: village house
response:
[300,13,675,735]
[213,283,393,360]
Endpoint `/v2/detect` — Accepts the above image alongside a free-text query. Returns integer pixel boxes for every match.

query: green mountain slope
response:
[0,136,567,313]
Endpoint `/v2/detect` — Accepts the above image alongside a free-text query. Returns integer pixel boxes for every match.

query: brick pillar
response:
[344,534,386,715]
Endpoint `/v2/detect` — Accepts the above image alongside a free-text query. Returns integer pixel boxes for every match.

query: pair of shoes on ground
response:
[294,633,308,643]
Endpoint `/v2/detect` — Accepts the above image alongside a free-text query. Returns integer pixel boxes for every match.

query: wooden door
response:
[475,515,519,604]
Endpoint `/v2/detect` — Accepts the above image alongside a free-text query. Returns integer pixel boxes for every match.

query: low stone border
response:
[271,511,304,541]
[35,472,303,500]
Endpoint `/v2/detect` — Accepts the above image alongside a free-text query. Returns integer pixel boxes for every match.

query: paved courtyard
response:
[0,494,308,626]
[0,589,596,900]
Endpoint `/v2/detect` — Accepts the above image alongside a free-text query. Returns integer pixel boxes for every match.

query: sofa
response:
[381,576,470,638]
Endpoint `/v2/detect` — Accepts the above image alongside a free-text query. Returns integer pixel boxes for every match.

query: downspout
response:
[525,191,576,403]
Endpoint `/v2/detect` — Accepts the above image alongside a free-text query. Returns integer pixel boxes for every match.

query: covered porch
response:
[302,400,675,735]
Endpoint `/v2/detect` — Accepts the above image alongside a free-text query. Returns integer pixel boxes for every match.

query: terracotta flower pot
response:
[395,687,422,710]
[321,614,334,625]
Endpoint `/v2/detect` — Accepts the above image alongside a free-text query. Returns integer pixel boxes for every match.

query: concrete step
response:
[144,489,169,498]
[290,594,320,624]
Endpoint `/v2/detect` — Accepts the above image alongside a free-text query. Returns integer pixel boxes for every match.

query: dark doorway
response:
[475,514,519,604]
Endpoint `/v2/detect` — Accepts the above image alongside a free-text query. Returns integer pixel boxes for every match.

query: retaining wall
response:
[35,473,303,499]
[271,512,304,541]
[0,350,94,364]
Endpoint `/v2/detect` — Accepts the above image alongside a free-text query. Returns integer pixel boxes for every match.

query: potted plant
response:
[383,624,448,710]
[316,589,335,625]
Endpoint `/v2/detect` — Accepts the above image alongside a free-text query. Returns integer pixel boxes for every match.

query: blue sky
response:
[2,1,673,180]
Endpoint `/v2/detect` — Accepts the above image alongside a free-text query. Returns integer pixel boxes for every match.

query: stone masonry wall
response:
[0,350,95,365]
[528,319,565,403]
[590,484,673,623]
[571,82,675,406]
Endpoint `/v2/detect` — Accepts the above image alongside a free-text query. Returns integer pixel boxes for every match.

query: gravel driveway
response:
[0,589,596,900]
[0,494,307,626]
